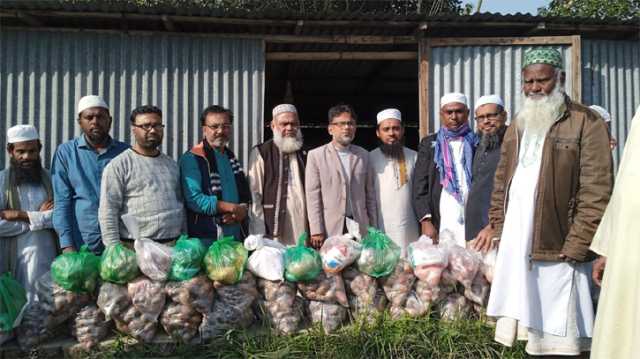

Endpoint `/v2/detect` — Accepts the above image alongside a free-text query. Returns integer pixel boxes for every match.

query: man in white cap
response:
[589,105,617,150]
[1,125,57,301]
[466,95,508,251]
[179,105,251,246]
[306,104,376,249]
[368,109,419,256]
[247,104,307,245]
[487,48,612,356]
[412,92,477,246]
[51,95,129,255]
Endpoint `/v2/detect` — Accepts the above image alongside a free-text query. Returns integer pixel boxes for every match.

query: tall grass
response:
[91,312,526,359]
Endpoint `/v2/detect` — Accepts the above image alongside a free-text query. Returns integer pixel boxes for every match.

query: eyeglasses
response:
[132,123,165,131]
[330,121,355,128]
[203,123,232,131]
[475,113,501,122]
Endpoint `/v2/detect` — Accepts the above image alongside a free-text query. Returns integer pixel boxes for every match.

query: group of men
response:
[0,47,636,358]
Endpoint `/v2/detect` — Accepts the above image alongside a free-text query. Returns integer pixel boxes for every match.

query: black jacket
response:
[464,129,506,241]
[412,134,443,230]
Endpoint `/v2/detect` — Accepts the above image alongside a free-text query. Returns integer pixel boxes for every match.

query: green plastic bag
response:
[203,236,248,285]
[356,227,401,278]
[283,233,322,282]
[169,234,206,281]
[0,273,27,332]
[100,243,140,284]
[50,245,100,293]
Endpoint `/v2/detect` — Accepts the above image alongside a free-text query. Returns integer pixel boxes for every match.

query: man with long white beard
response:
[248,104,307,245]
[368,109,419,257]
[1,125,57,302]
[486,48,613,357]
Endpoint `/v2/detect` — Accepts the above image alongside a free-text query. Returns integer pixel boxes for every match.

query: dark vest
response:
[256,140,306,238]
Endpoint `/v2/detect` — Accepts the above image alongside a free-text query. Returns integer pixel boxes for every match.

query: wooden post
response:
[418,38,431,140]
[570,35,582,103]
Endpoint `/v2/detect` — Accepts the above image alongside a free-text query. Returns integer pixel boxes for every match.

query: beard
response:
[516,81,565,139]
[273,130,303,154]
[379,140,405,160]
[10,157,43,184]
[210,136,229,149]
[334,134,353,146]
[479,126,506,150]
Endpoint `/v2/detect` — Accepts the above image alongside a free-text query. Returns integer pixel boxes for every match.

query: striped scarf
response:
[201,140,251,203]
[434,122,478,204]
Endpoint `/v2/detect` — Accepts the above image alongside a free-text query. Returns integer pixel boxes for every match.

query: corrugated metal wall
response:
[0,29,265,169]
[583,39,640,169]
[429,45,574,132]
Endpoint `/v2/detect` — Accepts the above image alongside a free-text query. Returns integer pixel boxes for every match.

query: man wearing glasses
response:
[466,95,508,253]
[305,104,376,249]
[179,105,251,246]
[99,105,185,247]
[248,104,307,245]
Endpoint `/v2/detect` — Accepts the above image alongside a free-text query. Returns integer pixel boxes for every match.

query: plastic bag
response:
[308,300,347,334]
[283,233,322,282]
[407,235,448,286]
[128,277,166,322]
[356,227,401,278]
[135,238,173,282]
[115,305,157,342]
[447,245,480,288]
[165,275,214,315]
[0,273,27,332]
[463,271,490,306]
[342,267,385,322]
[36,271,91,329]
[73,304,111,351]
[319,234,362,273]
[297,271,349,307]
[244,234,286,281]
[169,235,206,282]
[16,302,57,350]
[160,302,202,343]
[203,236,248,285]
[439,293,470,321]
[97,282,130,321]
[100,243,140,284]
[378,260,416,317]
[257,279,302,335]
[50,245,100,293]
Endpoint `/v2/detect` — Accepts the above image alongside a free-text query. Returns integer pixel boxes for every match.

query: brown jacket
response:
[489,97,613,262]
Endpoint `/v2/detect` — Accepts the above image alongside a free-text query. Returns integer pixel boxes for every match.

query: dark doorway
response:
[264,57,419,153]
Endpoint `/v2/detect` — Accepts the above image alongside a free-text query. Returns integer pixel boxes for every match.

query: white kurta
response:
[438,139,469,247]
[369,147,420,257]
[487,131,593,355]
[590,107,640,359]
[0,170,57,303]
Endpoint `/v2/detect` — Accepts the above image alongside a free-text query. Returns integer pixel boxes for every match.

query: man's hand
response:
[0,209,29,222]
[470,225,497,253]
[420,219,438,243]
[221,213,236,225]
[309,234,325,249]
[62,246,76,254]
[592,256,607,287]
[39,199,54,211]
[232,204,248,222]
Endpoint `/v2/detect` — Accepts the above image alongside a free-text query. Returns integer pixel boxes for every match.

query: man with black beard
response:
[52,95,129,254]
[465,95,508,251]
[368,109,419,257]
[486,48,613,356]
[99,105,185,247]
[1,125,57,301]
[248,104,307,245]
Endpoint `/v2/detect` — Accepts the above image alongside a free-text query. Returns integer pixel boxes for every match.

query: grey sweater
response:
[99,149,185,246]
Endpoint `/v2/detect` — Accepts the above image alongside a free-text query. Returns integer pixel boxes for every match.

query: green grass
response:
[88,312,526,359]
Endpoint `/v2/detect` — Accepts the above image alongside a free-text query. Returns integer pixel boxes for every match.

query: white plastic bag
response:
[244,235,286,281]
[319,234,362,273]
[407,235,448,285]
[134,239,173,282]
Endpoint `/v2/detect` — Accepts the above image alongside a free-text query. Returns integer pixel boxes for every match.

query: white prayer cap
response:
[440,92,468,108]
[272,104,297,118]
[77,95,109,115]
[7,124,39,144]
[474,94,504,112]
[376,108,402,124]
[589,105,611,123]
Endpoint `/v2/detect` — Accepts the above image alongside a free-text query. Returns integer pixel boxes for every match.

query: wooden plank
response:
[430,35,575,47]
[571,35,582,103]
[418,38,431,139]
[266,51,417,61]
